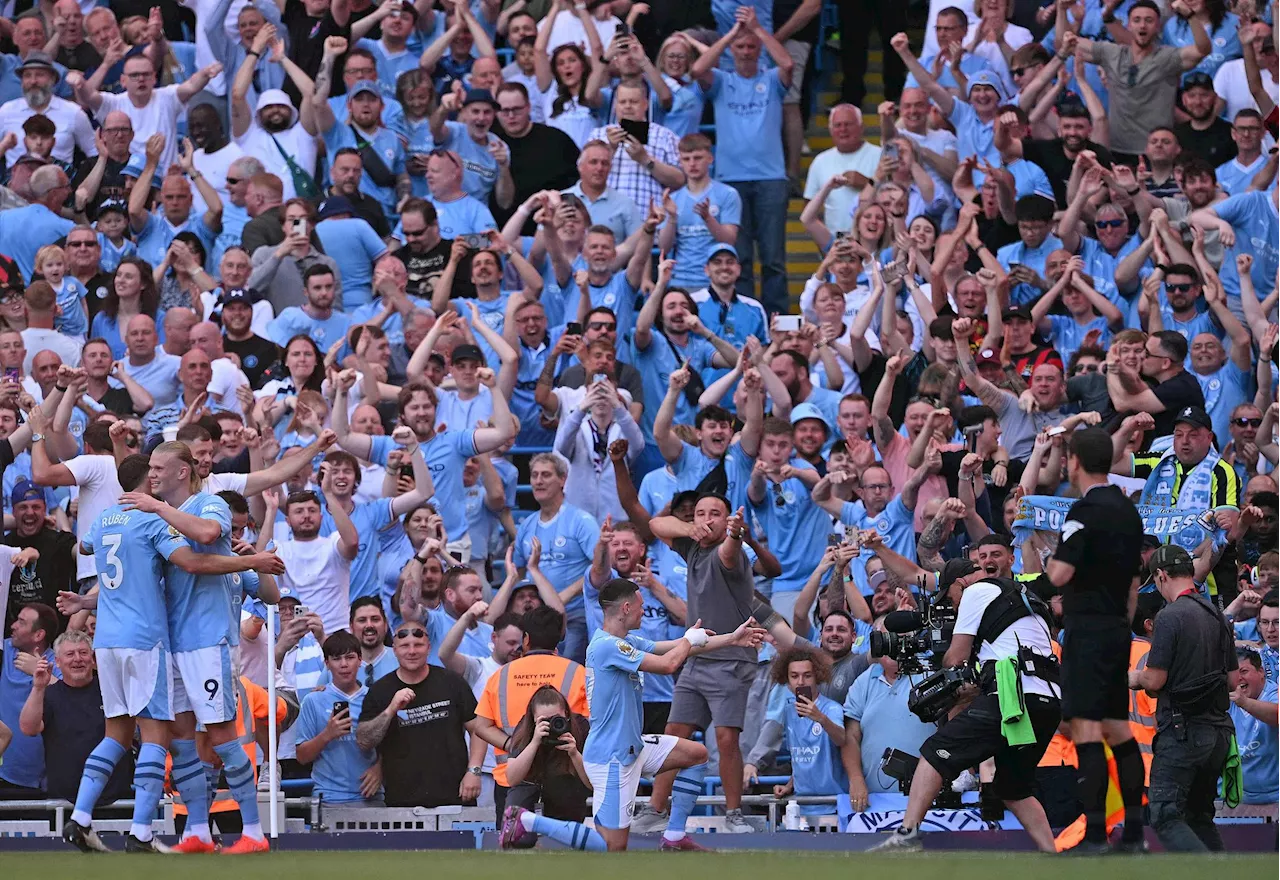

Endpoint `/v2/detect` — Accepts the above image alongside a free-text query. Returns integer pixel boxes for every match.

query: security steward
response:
[871,558,1063,854]
[1130,545,1237,853]
[1046,427,1148,854]
[470,606,588,827]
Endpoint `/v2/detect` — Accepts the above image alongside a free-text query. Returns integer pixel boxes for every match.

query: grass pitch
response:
[4,849,1275,879]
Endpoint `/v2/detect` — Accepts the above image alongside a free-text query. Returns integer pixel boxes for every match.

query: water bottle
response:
[783,800,802,830]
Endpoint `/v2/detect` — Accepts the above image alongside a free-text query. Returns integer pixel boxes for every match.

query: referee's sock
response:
[71,737,127,827]
[524,813,608,851]
[663,761,707,842]
[1110,738,1146,843]
[1075,740,1109,844]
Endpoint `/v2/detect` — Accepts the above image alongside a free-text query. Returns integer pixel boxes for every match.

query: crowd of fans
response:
[0,0,1276,842]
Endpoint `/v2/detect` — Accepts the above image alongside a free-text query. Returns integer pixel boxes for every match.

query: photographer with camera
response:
[872,557,1063,853]
[497,684,592,848]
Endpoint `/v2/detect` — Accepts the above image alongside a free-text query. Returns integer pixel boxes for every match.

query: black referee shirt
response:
[1051,483,1145,619]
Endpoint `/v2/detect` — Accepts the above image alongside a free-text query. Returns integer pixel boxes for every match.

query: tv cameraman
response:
[872,558,1063,854]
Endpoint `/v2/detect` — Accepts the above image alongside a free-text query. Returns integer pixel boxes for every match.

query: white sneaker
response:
[723,809,754,833]
[629,805,669,835]
[868,826,922,853]
[257,761,277,792]
[951,769,979,793]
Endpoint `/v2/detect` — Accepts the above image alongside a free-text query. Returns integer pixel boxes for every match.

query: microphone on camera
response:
[883,610,927,633]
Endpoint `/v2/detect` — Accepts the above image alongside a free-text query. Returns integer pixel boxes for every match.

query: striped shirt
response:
[587,121,681,216]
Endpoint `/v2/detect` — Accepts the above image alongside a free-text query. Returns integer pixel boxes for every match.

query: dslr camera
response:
[542,714,571,747]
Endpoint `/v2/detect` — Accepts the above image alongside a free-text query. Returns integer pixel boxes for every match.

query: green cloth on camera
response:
[996,657,1036,746]
[1220,733,1242,808]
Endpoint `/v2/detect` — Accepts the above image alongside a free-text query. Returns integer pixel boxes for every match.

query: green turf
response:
[4,850,1274,879]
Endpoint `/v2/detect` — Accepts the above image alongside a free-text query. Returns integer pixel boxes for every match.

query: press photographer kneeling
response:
[872,559,1062,853]
[500,685,592,846]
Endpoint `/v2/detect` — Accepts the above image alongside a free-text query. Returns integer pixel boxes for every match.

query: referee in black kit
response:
[1045,427,1148,854]
[1130,544,1237,853]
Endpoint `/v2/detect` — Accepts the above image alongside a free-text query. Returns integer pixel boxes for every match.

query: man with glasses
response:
[393,199,452,299]
[62,226,113,324]
[0,52,96,169]
[493,83,580,234]
[356,622,489,807]
[1063,3,1210,165]
[1110,330,1207,445]
[1223,403,1266,482]
[69,112,133,219]
[905,8,991,97]
[1216,109,1268,195]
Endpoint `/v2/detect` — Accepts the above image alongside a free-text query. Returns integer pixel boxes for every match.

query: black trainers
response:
[125,834,172,854]
[1060,839,1114,856]
[63,819,111,853]
[1113,837,1149,854]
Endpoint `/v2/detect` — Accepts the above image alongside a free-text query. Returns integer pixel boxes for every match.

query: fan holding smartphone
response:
[589,67,685,208]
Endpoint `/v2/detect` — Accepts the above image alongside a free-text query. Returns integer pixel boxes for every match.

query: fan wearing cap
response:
[0,51,96,169]
[314,73,409,227]
[1119,404,1242,525]
[893,32,1006,170]
[2,479,74,632]
[430,83,514,208]
[1174,74,1237,167]
[688,245,768,396]
[1130,543,1237,852]
[229,29,320,202]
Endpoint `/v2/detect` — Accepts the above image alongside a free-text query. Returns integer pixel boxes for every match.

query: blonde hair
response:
[34,244,66,274]
[152,440,202,492]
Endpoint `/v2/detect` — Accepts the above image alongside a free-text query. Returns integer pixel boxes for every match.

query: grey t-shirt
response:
[1092,43,1184,154]
[992,387,1069,461]
[674,536,757,663]
[1147,593,1237,732]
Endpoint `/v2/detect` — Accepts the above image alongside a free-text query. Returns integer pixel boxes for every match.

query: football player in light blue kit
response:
[499,577,765,852]
[122,441,284,854]
[60,454,285,854]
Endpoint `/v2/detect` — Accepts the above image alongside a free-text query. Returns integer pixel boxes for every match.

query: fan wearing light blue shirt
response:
[266,264,352,349]
[295,631,381,804]
[1192,188,1280,310]
[659,141,743,290]
[1228,649,1278,805]
[314,80,409,225]
[1030,254,1125,365]
[314,208,392,311]
[761,649,849,814]
[996,195,1064,306]
[429,87,513,206]
[130,163,222,271]
[817,462,924,594]
[1216,110,1267,194]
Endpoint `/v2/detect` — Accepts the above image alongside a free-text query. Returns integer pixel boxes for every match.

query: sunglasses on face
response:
[402,226,429,237]
[1165,283,1196,293]
[1009,66,1030,77]
[429,148,461,166]
[225,176,242,185]
[587,321,616,331]
[67,240,97,248]
[1073,363,1101,374]
[1095,218,1126,229]
[1233,417,1263,427]
[394,627,427,640]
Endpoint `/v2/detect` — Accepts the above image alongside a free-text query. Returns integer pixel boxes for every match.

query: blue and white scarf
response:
[1012,494,1220,553]
[1141,447,1221,511]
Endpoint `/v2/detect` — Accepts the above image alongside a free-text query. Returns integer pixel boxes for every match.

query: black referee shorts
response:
[920,690,1061,801]
[1061,616,1132,722]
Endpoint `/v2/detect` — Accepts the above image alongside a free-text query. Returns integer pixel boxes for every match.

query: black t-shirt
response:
[1051,484,1144,619]
[43,676,135,801]
[94,387,139,417]
[393,240,452,301]
[282,0,350,103]
[70,158,131,221]
[1023,139,1115,209]
[1150,369,1206,442]
[359,667,477,807]
[494,124,582,234]
[1173,118,1237,168]
[1147,594,1237,731]
[3,528,77,634]
[56,41,102,74]
[79,272,115,323]
[223,334,282,389]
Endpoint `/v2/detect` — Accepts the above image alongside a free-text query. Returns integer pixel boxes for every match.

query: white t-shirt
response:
[802,142,883,235]
[21,328,82,374]
[203,472,249,496]
[953,580,1061,699]
[96,85,187,176]
[968,25,1033,97]
[0,95,97,165]
[462,653,501,773]
[235,121,319,202]
[354,460,387,506]
[181,0,246,95]
[65,454,125,580]
[193,141,247,214]
[274,533,351,636]
[539,9,619,54]
[1214,59,1279,141]
[207,357,251,416]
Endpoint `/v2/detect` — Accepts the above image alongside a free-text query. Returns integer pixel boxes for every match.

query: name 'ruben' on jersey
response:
[82,504,186,652]
[163,491,239,653]
[583,630,654,766]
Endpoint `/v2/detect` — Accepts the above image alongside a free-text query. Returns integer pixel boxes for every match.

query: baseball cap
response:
[220,288,255,308]
[1002,305,1033,322]
[967,70,1006,101]
[1145,543,1194,581]
[450,343,485,364]
[1181,71,1215,92]
[97,198,128,217]
[789,402,829,433]
[317,195,355,220]
[1141,533,1163,551]
[348,80,381,99]
[277,584,300,602]
[938,558,980,592]
[975,348,1002,368]
[867,568,888,592]
[10,479,43,505]
[1173,405,1212,431]
[462,87,499,108]
[707,243,739,261]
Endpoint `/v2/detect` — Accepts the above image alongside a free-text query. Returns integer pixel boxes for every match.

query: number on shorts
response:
[204,679,219,700]
[101,533,124,590]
